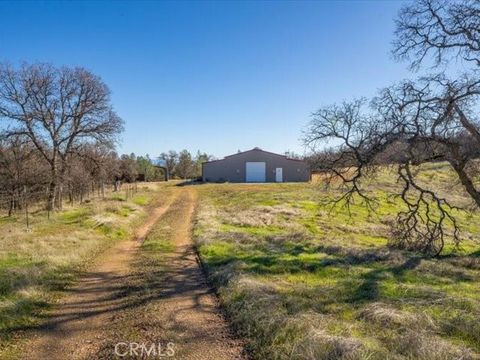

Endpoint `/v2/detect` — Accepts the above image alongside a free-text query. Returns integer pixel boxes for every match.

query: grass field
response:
[193,164,480,360]
[1,165,479,360]
[0,183,164,357]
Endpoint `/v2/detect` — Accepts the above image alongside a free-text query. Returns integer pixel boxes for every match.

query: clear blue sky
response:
[1,0,409,159]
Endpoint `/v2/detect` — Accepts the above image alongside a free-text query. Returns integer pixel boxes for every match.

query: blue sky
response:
[1,0,409,159]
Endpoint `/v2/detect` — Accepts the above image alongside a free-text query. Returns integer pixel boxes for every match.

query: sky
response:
[0,0,411,159]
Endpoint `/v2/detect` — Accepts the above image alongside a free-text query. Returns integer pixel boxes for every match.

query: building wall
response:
[202,149,310,182]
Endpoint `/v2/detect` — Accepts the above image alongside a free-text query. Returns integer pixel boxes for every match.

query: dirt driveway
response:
[21,187,244,360]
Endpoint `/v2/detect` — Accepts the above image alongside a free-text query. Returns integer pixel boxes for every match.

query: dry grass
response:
[226,205,302,227]
[359,302,436,330]
[193,164,480,360]
[0,182,168,358]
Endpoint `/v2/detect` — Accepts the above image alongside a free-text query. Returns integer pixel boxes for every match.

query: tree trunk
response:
[448,148,480,208]
[455,105,480,146]
[69,184,73,204]
[57,184,63,210]
[8,195,15,217]
[451,162,480,207]
[47,159,58,212]
[47,180,57,212]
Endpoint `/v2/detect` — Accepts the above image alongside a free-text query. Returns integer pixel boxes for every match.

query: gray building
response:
[202,148,310,183]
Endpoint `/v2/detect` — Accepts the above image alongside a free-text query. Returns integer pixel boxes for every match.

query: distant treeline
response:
[0,139,215,214]
[305,137,480,172]
[0,62,218,214]
[158,150,213,180]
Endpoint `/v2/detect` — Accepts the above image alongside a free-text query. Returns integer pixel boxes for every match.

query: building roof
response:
[202,147,305,164]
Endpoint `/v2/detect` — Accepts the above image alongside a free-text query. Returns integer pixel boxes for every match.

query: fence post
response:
[58,184,63,210]
[46,185,50,220]
[24,185,29,229]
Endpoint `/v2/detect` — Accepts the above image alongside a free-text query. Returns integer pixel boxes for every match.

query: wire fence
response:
[0,181,139,229]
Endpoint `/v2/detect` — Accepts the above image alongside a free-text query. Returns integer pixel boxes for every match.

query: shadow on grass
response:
[469,249,480,257]
[0,264,84,343]
[175,180,205,187]
[350,256,421,303]
[3,236,476,355]
[202,239,479,307]
[204,242,400,275]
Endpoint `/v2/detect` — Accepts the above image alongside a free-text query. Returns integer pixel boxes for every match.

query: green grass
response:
[58,208,91,224]
[0,182,167,359]
[194,165,480,360]
[132,194,150,206]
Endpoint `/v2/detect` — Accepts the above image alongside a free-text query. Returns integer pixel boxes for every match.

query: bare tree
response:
[393,0,480,68]
[305,98,465,256]
[0,63,123,211]
[391,0,480,209]
[63,143,118,202]
[305,0,480,256]
[119,154,138,183]
[0,136,48,215]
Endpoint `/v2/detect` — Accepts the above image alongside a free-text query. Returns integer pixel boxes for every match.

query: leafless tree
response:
[305,0,480,256]
[0,63,123,211]
[393,0,480,69]
[390,0,480,211]
[119,154,138,183]
[63,143,118,202]
[0,136,48,215]
[305,97,467,255]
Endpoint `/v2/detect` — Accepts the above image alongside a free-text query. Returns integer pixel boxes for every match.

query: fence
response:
[0,181,139,228]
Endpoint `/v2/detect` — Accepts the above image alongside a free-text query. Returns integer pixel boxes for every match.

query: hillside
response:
[193,163,480,359]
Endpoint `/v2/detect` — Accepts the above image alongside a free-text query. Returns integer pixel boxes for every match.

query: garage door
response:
[246,162,266,182]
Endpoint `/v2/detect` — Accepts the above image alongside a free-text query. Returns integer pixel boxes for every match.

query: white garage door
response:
[246,162,266,182]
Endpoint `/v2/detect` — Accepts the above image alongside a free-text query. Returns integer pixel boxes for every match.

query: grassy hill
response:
[193,163,480,359]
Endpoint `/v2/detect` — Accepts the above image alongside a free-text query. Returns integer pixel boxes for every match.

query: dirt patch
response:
[136,188,244,359]
[20,192,178,360]
[20,188,244,359]
[94,188,245,359]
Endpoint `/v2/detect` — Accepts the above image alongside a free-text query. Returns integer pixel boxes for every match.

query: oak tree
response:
[0,63,123,211]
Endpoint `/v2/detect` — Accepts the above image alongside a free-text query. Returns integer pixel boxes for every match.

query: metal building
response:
[202,148,310,183]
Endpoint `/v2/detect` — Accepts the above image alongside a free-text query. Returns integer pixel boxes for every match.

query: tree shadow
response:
[203,241,435,308]
[469,249,480,258]
[349,256,422,303]
[9,239,237,358]
[175,180,204,187]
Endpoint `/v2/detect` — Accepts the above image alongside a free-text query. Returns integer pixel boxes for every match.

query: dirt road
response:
[22,187,243,360]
